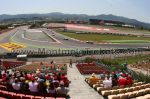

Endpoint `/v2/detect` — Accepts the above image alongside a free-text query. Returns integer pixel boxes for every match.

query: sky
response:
[0,0,150,23]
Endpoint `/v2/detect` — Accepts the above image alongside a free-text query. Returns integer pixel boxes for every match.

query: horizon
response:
[0,12,149,24]
[0,0,150,23]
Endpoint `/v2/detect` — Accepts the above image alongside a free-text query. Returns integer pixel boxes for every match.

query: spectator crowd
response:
[0,69,70,97]
[88,71,133,88]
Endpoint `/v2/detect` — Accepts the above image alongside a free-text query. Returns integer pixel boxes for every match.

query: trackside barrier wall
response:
[2,48,150,58]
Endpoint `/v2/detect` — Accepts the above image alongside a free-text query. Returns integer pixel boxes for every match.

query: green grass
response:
[52,23,150,34]
[101,54,150,66]
[58,31,150,43]
[87,24,150,34]
[100,54,150,72]
[109,40,150,43]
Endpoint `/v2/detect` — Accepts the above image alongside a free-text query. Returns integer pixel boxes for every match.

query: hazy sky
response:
[0,0,149,23]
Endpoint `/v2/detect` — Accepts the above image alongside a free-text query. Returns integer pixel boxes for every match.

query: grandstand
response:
[0,60,70,99]
[0,24,150,99]
[85,78,150,99]
[0,54,150,99]
[76,63,109,74]
[89,19,125,26]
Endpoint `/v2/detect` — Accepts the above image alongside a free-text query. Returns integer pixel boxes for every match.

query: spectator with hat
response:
[89,73,99,85]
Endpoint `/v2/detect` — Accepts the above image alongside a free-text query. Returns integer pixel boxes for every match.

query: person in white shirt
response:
[103,77,112,88]
[28,79,39,93]
[12,78,21,91]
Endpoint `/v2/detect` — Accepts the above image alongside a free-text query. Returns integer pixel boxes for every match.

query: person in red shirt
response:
[2,73,7,82]
[126,74,133,86]
[118,76,127,88]
[61,74,70,87]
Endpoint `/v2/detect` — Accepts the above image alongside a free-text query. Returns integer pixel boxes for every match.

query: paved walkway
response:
[67,63,104,99]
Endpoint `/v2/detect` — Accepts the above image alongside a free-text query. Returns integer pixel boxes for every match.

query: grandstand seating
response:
[76,63,109,74]
[0,61,69,99]
[0,61,25,69]
[15,62,67,74]
[0,89,66,99]
[85,78,150,99]
[0,83,67,99]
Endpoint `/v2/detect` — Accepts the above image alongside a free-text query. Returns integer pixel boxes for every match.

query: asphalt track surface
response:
[0,26,150,53]
[24,29,55,42]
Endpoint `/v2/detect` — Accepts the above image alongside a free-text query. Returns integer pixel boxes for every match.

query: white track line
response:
[42,30,61,44]
[10,30,19,41]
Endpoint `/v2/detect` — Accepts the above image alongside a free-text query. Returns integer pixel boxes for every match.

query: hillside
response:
[0,12,150,29]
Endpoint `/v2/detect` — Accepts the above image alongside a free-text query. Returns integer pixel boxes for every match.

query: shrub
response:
[84,57,96,63]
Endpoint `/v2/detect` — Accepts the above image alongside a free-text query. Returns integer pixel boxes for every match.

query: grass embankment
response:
[52,23,150,33]
[57,31,150,43]
[101,54,150,72]
[101,54,150,66]
[87,24,150,33]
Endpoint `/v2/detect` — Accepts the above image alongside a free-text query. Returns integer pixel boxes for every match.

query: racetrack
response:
[65,24,118,33]
[47,23,150,36]
[0,26,150,53]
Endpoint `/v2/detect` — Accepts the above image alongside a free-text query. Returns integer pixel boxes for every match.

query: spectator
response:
[52,76,59,88]
[36,69,41,74]
[56,66,61,71]
[69,59,72,68]
[12,78,21,92]
[56,81,69,95]
[46,82,56,94]
[40,62,43,65]
[61,74,70,87]
[20,77,29,93]
[57,73,61,82]
[0,62,70,96]
[2,73,7,82]
[111,77,118,87]
[89,73,99,85]
[38,80,46,93]
[118,76,127,88]
[103,77,112,88]
[50,60,54,64]
[126,74,133,86]
[28,78,39,94]
[112,72,117,80]
[9,75,15,85]
[0,70,2,79]
[99,72,105,80]
[116,71,121,78]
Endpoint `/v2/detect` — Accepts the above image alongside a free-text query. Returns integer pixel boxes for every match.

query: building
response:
[89,19,125,26]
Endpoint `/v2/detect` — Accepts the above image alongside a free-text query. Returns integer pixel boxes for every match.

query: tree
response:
[0,25,8,30]
[140,26,144,30]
